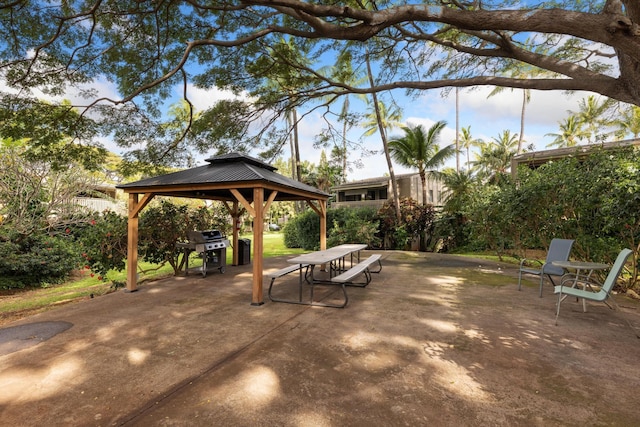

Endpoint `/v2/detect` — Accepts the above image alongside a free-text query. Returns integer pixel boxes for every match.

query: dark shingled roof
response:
[116,152,329,202]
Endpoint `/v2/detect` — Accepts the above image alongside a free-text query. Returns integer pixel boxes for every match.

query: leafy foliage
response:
[283,207,380,250]
[0,230,80,289]
[0,96,107,171]
[455,147,640,288]
[377,198,437,250]
[327,207,380,248]
[3,1,640,170]
[74,212,128,280]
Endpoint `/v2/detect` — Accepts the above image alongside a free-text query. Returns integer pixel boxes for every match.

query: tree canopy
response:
[1,1,639,169]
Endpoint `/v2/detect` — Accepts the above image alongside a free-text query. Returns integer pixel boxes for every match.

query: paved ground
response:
[1,251,640,426]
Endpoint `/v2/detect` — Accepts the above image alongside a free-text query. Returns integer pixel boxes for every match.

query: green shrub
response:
[327,207,380,248]
[283,207,380,250]
[0,231,80,289]
[74,211,128,279]
[377,198,436,250]
[283,218,302,248]
[295,209,322,250]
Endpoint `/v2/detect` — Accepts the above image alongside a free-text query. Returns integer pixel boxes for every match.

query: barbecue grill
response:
[177,229,230,277]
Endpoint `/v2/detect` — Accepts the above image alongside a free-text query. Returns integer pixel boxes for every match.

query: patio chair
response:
[554,248,639,338]
[518,238,575,297]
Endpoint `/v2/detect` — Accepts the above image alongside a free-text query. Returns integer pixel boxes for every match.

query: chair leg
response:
[539,275,545,298]
[518,271,523,291]
[555,289,563,325]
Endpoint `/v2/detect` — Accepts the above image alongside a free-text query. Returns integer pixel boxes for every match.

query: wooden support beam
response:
[126,193,142,292]
[129,193,155,219]
[319,199,327,251]
[252,188,265,305]
[230,189,256,217]
[306,199,321,216]
[224,200,242,266]
[264,190,278,213]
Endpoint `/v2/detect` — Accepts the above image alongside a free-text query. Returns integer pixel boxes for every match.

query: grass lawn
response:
[0,232,304,325]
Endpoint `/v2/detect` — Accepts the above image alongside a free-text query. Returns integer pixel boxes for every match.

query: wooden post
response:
[231,201,240,266]
[319,199,327,251]
[126,193,139,292]
[252,188,264,305]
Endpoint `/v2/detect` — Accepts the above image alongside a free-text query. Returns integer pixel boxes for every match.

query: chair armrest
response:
[519,258,543,269]
[559,274,600,288]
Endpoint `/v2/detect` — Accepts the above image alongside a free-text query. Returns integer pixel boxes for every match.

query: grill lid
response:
[188,229,224,243]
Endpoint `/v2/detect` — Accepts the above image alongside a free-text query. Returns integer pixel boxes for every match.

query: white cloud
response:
[183,84,250,112]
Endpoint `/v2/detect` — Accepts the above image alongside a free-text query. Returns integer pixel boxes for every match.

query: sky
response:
[183,83,596,180]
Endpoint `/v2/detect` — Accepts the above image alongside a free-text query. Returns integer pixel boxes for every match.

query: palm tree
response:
[458,126,482,171]
[320,52,367,182]
[361,99,403,138]
[473,130,518,185]
[616,105,640,139]
[388,121,456,206]
[263,37,315,186]
[441,168,476,214]
[545,116,589,148]
[488,85,530,154]
[362,53,404,220]
[573,95,615,143]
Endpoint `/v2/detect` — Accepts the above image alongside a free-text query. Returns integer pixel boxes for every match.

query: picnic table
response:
[268,244,380,308]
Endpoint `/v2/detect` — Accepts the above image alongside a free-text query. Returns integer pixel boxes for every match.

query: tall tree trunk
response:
[517,89,527,154]
[366,54,401,221]
[292,108,302,183]
[342,118,347,182]
[288,109,303,213]
[292,108,304,213]
[420,170,427,207]
[419,170,428,251]
[288,111,296,180]
[455,87,460,172]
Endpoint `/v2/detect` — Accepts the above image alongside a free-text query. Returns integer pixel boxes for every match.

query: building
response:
[511,138,640,179]
[73,182,126,214]
[331,173,446,210]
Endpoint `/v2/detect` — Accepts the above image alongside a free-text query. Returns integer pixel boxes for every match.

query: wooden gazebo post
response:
[125,192,154,292]
[126,193,139,292]
[252,188,264,305]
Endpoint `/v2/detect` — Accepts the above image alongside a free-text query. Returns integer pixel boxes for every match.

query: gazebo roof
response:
[117,152,330,202]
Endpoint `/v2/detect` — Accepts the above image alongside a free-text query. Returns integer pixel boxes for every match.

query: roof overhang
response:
[511,139,640,179]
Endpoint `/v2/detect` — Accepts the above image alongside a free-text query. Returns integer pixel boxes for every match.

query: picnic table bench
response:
[331,254,382,287]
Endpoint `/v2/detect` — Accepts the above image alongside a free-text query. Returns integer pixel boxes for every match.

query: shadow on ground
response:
[1,251,639,426]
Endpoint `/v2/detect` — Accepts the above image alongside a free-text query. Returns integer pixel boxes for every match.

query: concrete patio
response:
[1,251,640,426]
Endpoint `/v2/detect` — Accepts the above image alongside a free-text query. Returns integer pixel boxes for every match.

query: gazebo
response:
[116,152,330,305]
